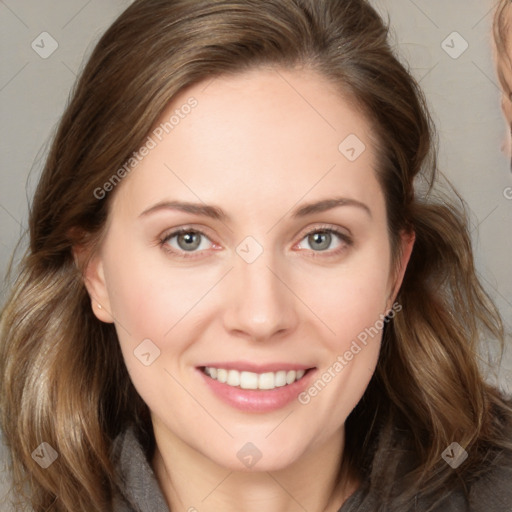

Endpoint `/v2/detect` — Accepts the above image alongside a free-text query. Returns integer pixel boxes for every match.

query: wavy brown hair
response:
[1,0,511,510]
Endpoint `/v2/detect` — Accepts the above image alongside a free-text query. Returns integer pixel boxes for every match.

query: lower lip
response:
[197,368,316,413]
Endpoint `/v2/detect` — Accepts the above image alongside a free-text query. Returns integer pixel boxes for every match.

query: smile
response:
[202,367,308,390]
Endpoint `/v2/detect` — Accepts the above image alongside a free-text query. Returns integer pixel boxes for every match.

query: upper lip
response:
[198,361,315,373]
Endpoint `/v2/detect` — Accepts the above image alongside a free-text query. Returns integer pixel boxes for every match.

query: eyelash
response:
[158,225,353,260]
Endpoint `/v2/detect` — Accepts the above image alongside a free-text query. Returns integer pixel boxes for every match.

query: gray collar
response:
[112,427,170,512]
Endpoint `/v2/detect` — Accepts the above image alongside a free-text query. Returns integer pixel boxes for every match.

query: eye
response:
[160,228,214,256]
[296,227,352,255]
[159,225,352,259]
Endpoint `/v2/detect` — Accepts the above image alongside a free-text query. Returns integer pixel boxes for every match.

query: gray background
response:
[1,0,512,507]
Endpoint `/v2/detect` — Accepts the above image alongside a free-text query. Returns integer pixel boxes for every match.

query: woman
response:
[1,1,511,511]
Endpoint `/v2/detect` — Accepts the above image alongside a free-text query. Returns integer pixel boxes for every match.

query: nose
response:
[221,251,299,342]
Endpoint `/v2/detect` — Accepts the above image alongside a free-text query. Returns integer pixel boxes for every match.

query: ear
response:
[73,246,114,324]
[387,229,415,309]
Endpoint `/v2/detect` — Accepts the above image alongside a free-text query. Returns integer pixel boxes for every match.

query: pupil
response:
[309,231,331,251]
[178,232,200,251]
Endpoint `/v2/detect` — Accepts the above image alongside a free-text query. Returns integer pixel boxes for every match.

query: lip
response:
[196,365,317,413]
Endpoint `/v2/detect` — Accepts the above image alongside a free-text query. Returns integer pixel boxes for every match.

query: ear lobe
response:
[387,229,415,307]
[74,246,114,324]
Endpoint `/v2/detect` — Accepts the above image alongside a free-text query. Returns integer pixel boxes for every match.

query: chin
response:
[204,440,308,473]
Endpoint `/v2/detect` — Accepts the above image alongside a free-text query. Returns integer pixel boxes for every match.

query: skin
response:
[84,67,414,512]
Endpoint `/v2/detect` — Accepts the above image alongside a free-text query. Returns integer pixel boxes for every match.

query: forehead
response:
[111,67,385,221]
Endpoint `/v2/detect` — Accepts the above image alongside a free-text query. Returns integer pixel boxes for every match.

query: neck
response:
[151,421,359,512]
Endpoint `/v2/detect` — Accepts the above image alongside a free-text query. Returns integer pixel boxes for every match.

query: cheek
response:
[311,268,388,383]
[103,239,217,339]
[102,248,205,410]
[104,226,393,353]
[298,243,392,348]
[300,241,392,392]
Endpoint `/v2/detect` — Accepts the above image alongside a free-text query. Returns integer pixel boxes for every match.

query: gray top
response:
[111,426,512,512]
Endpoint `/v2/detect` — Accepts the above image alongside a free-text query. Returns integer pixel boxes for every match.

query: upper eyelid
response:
[162,223,349,240]
[295,223,351,239]
[161,225,215,241]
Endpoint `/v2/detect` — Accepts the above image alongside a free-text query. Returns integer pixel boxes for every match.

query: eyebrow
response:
[293,197,371,218]
[139,197,372,220]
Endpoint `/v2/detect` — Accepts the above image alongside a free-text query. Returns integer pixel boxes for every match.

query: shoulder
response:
[437,398,512,512]
[359,401,512,512]
[468,465,512,511]
[467,433,512,511]
[434,398,512,512]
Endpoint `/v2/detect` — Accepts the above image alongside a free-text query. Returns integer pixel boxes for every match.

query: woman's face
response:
[86,67,412,471]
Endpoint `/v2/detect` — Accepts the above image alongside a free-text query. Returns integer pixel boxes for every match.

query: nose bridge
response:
[222,246,298,340]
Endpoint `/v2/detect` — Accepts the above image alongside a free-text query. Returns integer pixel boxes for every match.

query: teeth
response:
[275,370,287,387]
[203,367,308,390]
[258,372,275,390]
[227,370,240,387]
[241,371,258,389]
